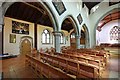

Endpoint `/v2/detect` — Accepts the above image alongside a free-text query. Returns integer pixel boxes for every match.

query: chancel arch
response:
[96,8,120,47]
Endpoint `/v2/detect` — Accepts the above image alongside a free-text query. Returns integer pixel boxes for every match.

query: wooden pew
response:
[57,57,67,71]
[67,59,79,76]
[40,60,50,78]
[30,56,37,71]
[25,54,74,79]
[77,62,99,78]
[32,57,42,77]
[38,52,101,78]
[52,56,59,68]
[25,54,31,66]
[48,63,74,79]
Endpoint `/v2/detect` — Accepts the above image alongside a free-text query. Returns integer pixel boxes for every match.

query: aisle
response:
[108,54,120,78]
[1,50,120,79]
[2,55,38,78]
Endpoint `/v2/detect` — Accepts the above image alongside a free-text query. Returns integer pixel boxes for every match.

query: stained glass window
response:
[110,26,120,41]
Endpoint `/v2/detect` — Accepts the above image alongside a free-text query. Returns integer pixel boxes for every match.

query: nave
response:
[2,47,119,79]
[2,55,38,78]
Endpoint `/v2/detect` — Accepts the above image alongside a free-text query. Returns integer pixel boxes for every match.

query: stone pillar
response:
[53,31,61,53]
[0,6,3,54]
[75,35,81,49]
[0,5,3,73]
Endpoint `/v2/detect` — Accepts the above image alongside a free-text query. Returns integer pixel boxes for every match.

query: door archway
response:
[20,39,31,55]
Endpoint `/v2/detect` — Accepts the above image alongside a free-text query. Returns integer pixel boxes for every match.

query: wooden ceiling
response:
[5,2,53,27]
[82,0,103,10]
[97,10,120,31]
[5,1,105,32]
[62,18,74,32]
[5,2,74,32]
[5,2,119,32]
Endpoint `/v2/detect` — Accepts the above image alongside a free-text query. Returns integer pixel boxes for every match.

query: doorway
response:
[20,39,31,55]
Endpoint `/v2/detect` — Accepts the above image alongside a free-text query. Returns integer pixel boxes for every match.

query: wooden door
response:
[20,39,31,54]
[70,38,76,49]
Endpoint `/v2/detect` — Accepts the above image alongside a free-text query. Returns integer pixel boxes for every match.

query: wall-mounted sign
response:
[52,0,66,15]
[10,34,16,43]
[12,21,29,35]
[77,14,83,25]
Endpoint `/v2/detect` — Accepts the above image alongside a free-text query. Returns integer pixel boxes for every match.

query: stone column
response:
[0,5,3,73]
[0,6,3,54]
[53,31,61,53]
[75,35,81,49]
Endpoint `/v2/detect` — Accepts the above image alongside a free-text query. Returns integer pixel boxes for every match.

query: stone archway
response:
[80,24,90,48]
[95,8,120,46]
[2,1,58,31]
[61,15,80,49]
[1,1,58,53]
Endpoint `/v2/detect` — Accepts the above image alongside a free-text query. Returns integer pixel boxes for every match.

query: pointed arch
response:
[94,8,120,45]
[2,1,57,31]
[41,29,51,44]
[80,24,90,48]
[61,15,79,36]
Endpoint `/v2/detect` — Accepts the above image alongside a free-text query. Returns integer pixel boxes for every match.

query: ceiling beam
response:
[22,2,46,15]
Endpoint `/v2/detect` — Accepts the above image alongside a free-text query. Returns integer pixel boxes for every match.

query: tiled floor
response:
[1,48,120,79]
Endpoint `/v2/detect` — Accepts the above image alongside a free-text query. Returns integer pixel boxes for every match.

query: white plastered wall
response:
[4,17,70,55]
[37,24,70,51]
[4,17,34,55]
[96,20,119,45]
[89,1,120,47]
[1,0,120,51]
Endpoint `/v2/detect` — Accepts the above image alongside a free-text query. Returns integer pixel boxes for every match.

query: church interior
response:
[0,0,120,79]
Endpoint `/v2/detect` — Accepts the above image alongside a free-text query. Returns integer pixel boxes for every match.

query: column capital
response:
[0,23,4,25]
[75,35,81,38]
[0,23,4,28]
[52,31,61,36]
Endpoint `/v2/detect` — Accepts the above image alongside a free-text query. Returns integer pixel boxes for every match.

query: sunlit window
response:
[70,32,75,38]
[60,32,64,44]
[110,26,120,41]
[42,29,50,44]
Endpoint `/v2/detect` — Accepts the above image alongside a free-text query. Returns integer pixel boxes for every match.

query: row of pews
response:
[25,48,110,79]
[40,53,100,78]
[25,54,73,79]
[62,48,110,66]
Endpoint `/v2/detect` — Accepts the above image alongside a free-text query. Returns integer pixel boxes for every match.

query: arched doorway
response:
[80,24,89,48]
[20,39,31,54]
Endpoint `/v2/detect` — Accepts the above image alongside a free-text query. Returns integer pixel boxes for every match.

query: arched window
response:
[42,29,50,44]
[70,32,75,38]
[70,32,75,44]
[60,32,64,44]
[110,26,120,41]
